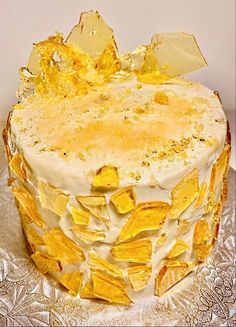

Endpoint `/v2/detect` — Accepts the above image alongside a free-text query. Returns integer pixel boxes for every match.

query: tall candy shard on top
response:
[66,11,117,58]
[18,11,208,100]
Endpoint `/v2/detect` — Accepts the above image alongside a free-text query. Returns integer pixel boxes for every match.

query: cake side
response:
[5,78,231,304]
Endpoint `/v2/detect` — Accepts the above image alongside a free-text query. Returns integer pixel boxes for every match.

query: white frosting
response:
[10,77,227,299]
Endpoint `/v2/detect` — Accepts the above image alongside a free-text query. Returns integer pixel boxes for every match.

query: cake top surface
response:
[11,77,226,190]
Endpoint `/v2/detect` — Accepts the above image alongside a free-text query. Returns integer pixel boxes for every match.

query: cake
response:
[3,11,231,304]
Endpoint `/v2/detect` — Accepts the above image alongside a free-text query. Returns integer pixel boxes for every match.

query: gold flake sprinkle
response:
[154,91,169,105]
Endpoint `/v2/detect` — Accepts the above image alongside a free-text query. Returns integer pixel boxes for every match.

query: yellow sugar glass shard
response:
[170,169,199,219]
[151,33,207,77]
[38,180,69,216]
[193,218,211,245]
[76,195,110,226]
[43,228,85,264]
[154,91,169,105]
[89,252,123,277]
[193,182,207,210]
[95,44,120,80]
[69,206,89,225]
[193,244,213,262]
[128,265,152,291]
[59,270,84,296]
[111,239,152,263]
[92,165,119,190]
[155,261,194,296]
[13,185,45,228]
[66,11,116,58]
[31,251,62,274]
[117,202,170,243]
[167,239,189,259]
[176,219,191,237]
[110,186,136,214]
[80,280,96,299]
[9,154,27,182]
[25,227,45,247]
[156,233,168,247]
[72,226,105,244]
[92,271,132,305]
[137,44,169,84]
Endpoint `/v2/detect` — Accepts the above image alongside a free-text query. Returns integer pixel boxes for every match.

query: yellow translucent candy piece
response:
[89,252,124,277]
[25,227,45,247]
[95,44,120,80]
[110,186,136,214]
[92,271,132,305]
[76,195,110,226]
[111,239,152,263]
[38,180,69,216]
[151,33,207,77]
[167,239,189,259]
[9,154,27,182]
[156,233,168,247]
[154,91,169,105]
[72,226,105,244]
[27,46,41,75]
[66,10,117,58]
[80,280,96,299]
[117,202,170,243]
[207,144,231,211]
[155,261,194,296]
[193,218,211,245]
[92,165,119,190]
[128,265,152,291]
[170,169,199,219]
[13,185,45,228]
[59,270,84,296]
[176,219,191,237]
[43,228,85,264]
[193,182,207,210]
[31,251,62,274]
[137,44,169,84]
[69,206,89,225]
[193,244,213,262]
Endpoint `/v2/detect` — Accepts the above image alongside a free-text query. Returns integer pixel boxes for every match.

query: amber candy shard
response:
[31,251,62,274]
[193,218,212,262]
[76,195,110,226]
[13,185,45,228]
[92,271,132,305]
[66,11,117,58]
[72,226,105,244]
[80,280,96,299]
[43,228,85,264]
[111,238,152,263]
[95,44,121,80]
[25,227,45,247]
[59,270,84,296]
[193,218,211,245]
[151,33,207,77]
[89,252,123,277]
[110,186,136,214]
[155,261,195,296]
[9,154,28,182]
[92,165,119,190]
[170,169,199,219]
[38,180,69,217]
[193,182,207,210]
[154,91,169,105]
[116,201,169,243]
[69,206,89,225]
[176,219,191,237]
[128,265,152,291]
[167,239,189,259]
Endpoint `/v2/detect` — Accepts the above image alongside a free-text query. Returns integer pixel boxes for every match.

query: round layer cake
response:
[3,11,231,304]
